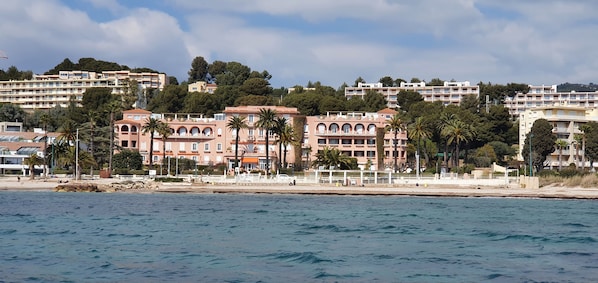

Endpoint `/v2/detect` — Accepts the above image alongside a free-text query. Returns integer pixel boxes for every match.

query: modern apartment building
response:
[115,106,407,172]
[505,85,598,119]
[0,70,168,111]
[518,105,598,168]
[0,123,58,175]
[345,81,479,109]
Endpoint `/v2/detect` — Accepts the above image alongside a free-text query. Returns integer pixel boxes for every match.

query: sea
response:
[1,191,597,282]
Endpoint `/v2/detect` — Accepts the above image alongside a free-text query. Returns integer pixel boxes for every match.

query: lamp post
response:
[529,133,533,177]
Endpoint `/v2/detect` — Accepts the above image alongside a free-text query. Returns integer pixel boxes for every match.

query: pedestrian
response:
[17,176,20,182]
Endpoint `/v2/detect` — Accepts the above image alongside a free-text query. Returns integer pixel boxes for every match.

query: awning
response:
[242,157,259,163]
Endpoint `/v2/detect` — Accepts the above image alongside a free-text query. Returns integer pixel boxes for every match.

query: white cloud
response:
[1,0,598,87]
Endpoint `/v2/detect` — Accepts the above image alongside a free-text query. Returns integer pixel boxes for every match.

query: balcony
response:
[314,130,376,137]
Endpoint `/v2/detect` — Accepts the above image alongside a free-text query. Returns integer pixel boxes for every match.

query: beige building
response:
[518,105,598,168]
[505,85,598,119]
[345,81,479,109]
[0,70,168,111]
[188,81,218,94]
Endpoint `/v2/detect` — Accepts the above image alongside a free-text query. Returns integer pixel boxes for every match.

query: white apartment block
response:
[505,85,598,119]
[518,105,598,169]
[345,81,479,109]
[0,70,168,111]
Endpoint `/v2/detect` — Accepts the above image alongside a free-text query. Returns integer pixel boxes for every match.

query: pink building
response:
[303,109,407,170]
[115,106,408,172]
[115,106,302,172]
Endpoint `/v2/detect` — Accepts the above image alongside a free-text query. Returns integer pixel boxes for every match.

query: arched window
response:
[368,124,376,134]
[190,127,200,136]
[217,128,222,136]
[342,123,351,133]
[121,125,129,132]
[329,123,339,133]
[178,127,187,136]
[130,125,138,133]
[317,123,326,134]
[203,127,212,136]
[355,124,364,134]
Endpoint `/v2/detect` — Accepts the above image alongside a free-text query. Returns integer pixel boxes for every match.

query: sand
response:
[2,176,598,199]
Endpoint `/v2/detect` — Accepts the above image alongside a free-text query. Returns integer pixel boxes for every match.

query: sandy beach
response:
[2,176,598,199]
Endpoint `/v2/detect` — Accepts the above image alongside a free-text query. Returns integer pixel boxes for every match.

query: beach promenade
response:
[2,176,598,199]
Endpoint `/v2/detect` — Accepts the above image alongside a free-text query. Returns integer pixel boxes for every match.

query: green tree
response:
[188,56,209,83]
[182,92,222,116]
[226,115,248,170]
[522,119,556,173]
[234,95,275,106]
[441,119,474,168]
[147,84,186,113]
[396,90,423,112]
[0,103,26,123]
[353,76,365,87]
[363,90,387,112]
[40,112,51,177]
[582,122,598,169]
[273,117,288,170]
[555,139,569,171]
[379,76,394,87]
[239,77,272,96]
[142,117,161,170]
[428,78,444,86]
[409,117,431,173]
[313,147,354,169]
[23,153,44,180]
[113,149,143,171]
[280,123,296,168]
[386,114,405,173]
[157,121,172,169]
[255,108,277,176]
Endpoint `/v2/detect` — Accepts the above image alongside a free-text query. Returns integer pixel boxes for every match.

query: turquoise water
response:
[1,192,597,282]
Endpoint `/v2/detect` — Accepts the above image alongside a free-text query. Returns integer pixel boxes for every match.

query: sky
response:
[1,0,598,88]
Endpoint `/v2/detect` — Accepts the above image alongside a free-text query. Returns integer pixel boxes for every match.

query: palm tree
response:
[273,116,288,171]
[437,112,455,169]
[313,147,352,169]
[142,117,161,170]
[156,121,172,172]
[408,117,431,175]
[279,124,296,168]
[555,139,569,171]
[441,119,473,168]
[386,114,405,173]
[255,108,277,177]
[85,110,100,176]
[574,133,583,168]
[58,119,78,145]
[23,153,44,180]
[106,100,122,176]
[579,124,591,170]
[40,112,51,177]
[226,115,248,171]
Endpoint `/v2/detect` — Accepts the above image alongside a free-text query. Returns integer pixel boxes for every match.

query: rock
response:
[54,183,103,193]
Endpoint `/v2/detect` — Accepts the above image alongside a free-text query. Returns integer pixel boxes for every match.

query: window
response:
[217,143,222,152]
[179,143,185,151]
[192,143,198,151]
[204,143,210,151]
[166,142,172,151]
[318,139,326,144]
[329,139,339,145]
[131,141,137,148]
[342,139,352,145]
[121,140,128,147]
[248,114,254,123]
[342,124,351,133]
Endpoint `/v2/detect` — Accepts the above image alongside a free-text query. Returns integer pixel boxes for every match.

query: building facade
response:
[345,81,479,109]
[505,85,598,119]
[518,105,598,168]
[0,70,168,111]
[115,106,408,172]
